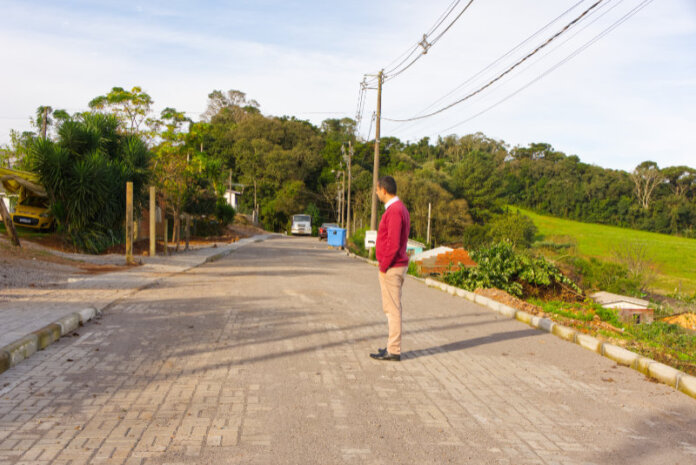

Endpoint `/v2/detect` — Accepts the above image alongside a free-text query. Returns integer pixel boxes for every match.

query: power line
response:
[384,0,476,82]
[384,0,606,123]
[387,0,592,137]
[432,0,655,136]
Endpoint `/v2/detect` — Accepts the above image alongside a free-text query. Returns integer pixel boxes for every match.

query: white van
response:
[291,214,312,235]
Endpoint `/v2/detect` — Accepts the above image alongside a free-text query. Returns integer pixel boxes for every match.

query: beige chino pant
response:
[378,266,407,355]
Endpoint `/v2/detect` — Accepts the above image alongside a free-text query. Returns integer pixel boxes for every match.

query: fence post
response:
[0,197,20,247]
[149,186,156,257]
[125,182,134,265]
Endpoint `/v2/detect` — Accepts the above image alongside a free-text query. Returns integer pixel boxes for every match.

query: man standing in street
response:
[370,176,410,362]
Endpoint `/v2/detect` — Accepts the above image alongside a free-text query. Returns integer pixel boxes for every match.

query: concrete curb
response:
[0,234,276,377]
[421,277,696,401]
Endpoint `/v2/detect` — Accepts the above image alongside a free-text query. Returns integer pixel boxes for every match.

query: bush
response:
[564,256,642,296]
[462,224,490,250]
[347,227,368,257]
[444,242,580,298]
[215,200,236,225]
[29,113,151,253]
[193,218,223,237]
[488,212,537,248]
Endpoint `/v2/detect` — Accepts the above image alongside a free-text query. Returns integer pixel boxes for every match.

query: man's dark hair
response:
[378,176,397,195]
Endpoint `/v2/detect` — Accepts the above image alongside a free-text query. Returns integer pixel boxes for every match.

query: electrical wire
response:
[384,0,476,82]
[384,0,606,123]
[388,0,593,137]
[431,0,655,136]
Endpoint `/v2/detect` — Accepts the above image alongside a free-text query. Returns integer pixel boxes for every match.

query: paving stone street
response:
[1,237,695,464]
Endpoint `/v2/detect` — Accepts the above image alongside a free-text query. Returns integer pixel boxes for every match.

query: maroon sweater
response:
[376,199,410,273]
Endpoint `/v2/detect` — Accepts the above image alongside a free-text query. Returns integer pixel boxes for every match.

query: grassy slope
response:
[514,208,696,295]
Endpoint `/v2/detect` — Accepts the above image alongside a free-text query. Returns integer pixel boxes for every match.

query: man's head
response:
[376,176,397,203]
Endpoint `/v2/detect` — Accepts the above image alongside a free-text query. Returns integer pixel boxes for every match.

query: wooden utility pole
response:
[369,70,383,260]
[149,186,156,257]
[40,107,48,139]
[347,141,353,235]
[0,198,20,247]
[125,182,134,265]
[426,202,432,246]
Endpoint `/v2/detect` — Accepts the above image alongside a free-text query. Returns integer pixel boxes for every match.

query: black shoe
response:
[370,351,401,361]
[375,347,387,356]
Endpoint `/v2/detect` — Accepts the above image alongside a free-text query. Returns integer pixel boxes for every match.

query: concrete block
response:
[602,343,640,368]
[57,313,80,335]
[447,285,457,296]
[0,350,9,374]
[4,335,38,366]
[576,334,602,353]
[77,307,97,324]
[535,317,555,333]
[516,311,533,325]
[552,324,577,342]
[473,294,492,306]
[647,362,682,388]
[438,282,448,292]
[33,324,61,349]
[677,375,696,399]
[636,357,654,375]
[424,278,436,288]
[497,305,517,319]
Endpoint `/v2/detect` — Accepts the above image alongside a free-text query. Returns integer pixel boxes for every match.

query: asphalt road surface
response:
[1,236,695,464]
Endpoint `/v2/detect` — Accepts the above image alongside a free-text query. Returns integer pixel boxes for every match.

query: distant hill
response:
[517,207,696,295]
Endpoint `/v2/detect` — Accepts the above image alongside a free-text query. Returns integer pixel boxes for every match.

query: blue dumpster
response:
[327,227,346,248]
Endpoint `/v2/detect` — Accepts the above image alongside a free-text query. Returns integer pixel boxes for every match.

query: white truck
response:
[291,214,312,236]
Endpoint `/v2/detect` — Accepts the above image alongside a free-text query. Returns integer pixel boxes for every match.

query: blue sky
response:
[1,0,694,171]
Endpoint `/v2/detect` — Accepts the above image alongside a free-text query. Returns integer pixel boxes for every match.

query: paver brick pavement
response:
[1,237,695,464]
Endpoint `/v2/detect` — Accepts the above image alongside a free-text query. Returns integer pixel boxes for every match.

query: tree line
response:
[1,86,694,252]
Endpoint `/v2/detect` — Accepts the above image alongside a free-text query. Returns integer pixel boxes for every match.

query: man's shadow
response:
[402,328,539,360]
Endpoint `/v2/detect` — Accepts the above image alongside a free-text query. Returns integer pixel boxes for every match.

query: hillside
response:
[517,207,696,295]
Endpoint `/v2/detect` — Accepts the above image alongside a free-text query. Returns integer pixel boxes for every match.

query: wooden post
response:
[149,186,156,257]
[0,197,20,247]
[347,141,352,235]
[125,182,134,264]
[426,202,432,246]
[185,214,190,251]
[163,218,169,256]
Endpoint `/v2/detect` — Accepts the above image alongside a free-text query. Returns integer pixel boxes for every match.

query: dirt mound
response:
[475,288,545,316]
[661,312,696,331]
[417,248,476,275]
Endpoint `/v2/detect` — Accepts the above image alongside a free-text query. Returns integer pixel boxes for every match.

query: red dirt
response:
[417,248,476,275]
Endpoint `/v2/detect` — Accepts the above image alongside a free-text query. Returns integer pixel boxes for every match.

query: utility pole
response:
[40,107,48,139]
[426,202,432,246]
[347,141,353,235]
[369,70,383,260]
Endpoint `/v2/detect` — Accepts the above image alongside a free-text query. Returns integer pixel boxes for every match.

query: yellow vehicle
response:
[0,167,54,230]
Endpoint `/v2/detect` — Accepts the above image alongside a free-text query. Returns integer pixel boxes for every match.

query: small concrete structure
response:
[406,239,425,257]
[224,189,241,210]
[410,246,453,262]
[591,291,653,324]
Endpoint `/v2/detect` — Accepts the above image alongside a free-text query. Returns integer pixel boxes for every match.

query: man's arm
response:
[379,211,402,273]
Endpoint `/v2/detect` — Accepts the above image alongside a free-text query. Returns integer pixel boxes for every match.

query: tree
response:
[89,86,153,135]
[202,89,259,122]
[28,113,151,252]
[630,161,664,209]
[662,166,696,199]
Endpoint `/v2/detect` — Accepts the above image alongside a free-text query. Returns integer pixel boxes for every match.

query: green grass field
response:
[514,208,696,295]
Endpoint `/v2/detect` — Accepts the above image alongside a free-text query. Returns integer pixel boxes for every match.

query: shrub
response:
[444,242,580,298]
[29,113,151,253]
[215,200,236,225]
[462,224,490,250]
[488,212,538,248]
[347,227,368,258]
[564,256,642,296]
